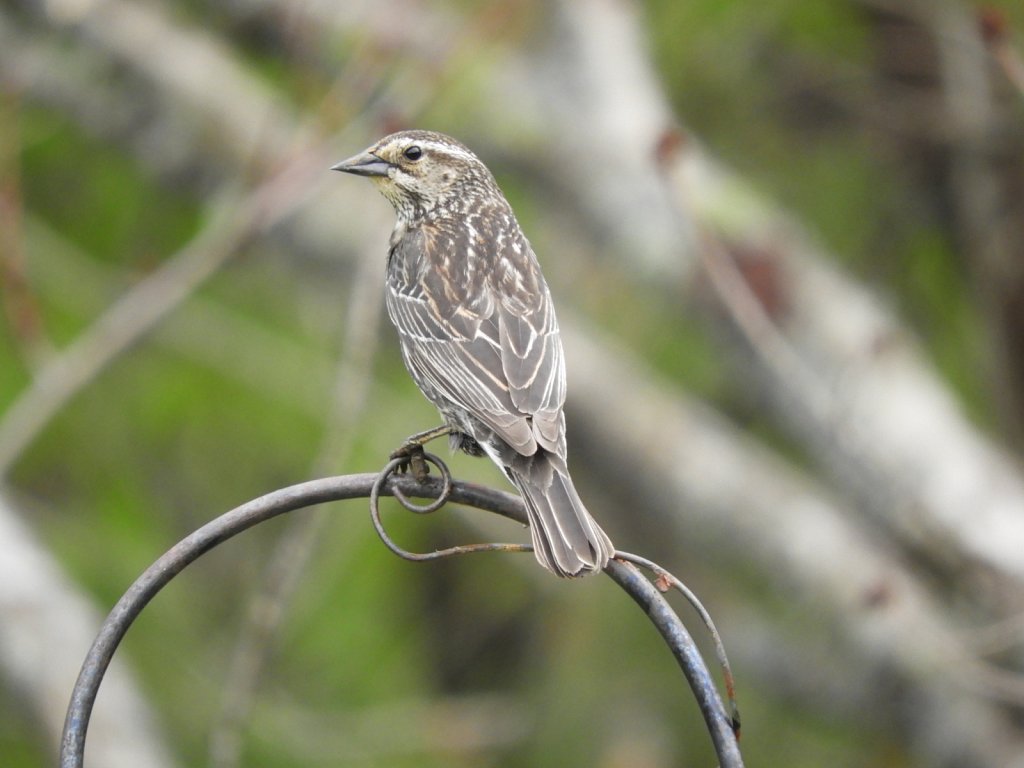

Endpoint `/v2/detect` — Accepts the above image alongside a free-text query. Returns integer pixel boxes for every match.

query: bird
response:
[332,130,614,577]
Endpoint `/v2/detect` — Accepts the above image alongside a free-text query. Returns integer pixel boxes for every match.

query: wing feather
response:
[386,223,568,458]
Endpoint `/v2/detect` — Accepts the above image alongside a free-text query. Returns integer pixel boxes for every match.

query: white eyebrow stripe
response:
[415,139,477,164]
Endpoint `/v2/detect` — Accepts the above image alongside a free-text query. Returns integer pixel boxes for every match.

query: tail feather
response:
[508,455,614,577]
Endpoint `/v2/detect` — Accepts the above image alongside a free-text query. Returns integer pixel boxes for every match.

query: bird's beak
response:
[330,150,393,177]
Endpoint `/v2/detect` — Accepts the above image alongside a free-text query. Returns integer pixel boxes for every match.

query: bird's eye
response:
[403,145,423,161]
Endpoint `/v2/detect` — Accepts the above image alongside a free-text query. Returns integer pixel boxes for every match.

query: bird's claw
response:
[389,442,431,483]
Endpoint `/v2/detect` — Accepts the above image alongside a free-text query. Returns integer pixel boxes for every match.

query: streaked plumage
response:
[333,130,614,577]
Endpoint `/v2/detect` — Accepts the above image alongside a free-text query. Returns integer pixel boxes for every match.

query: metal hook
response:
[369,452,530,563]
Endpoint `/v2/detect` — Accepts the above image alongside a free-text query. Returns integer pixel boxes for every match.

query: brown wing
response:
[386,222,567,458]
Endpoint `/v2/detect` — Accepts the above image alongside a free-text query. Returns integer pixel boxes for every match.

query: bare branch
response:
[0,146,327,478]
[208,242,386,768]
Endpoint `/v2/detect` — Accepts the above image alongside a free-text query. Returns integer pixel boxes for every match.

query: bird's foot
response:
[389,442,431,482]
[389,426,453,482]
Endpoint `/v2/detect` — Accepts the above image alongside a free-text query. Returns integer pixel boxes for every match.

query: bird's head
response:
[332,130,494,222]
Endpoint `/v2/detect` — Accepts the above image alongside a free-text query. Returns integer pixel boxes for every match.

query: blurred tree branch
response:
[0,492,177,768]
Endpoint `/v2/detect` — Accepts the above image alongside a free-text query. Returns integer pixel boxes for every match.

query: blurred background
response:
[2,0,1024,766]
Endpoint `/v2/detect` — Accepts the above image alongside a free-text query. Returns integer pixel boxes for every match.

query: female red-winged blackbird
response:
[333,130,614,577]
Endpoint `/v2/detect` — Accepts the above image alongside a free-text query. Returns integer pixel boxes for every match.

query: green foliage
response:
[19,107,201,267]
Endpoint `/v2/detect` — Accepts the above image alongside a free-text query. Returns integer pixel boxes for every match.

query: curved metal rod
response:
[616,552,741,735]
[605,557,742,766]
[59,471,743,768]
